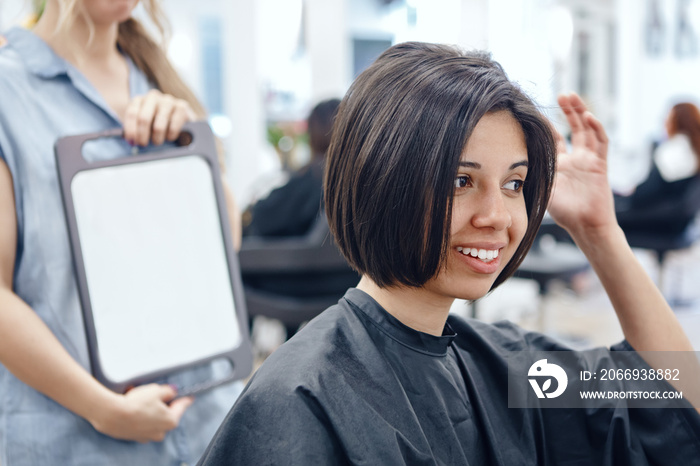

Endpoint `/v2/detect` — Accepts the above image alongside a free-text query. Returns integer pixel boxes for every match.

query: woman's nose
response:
[471,188,512,231]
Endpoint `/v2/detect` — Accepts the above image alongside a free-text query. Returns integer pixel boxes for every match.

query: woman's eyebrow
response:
[458,160,529,169]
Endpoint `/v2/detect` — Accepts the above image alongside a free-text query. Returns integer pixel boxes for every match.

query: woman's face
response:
[423,110,529,302]
[80,0,140,25]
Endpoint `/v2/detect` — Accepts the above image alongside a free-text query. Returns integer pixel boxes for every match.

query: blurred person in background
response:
[0,0,242,464]
[616,102,700,235]
[243,98,341,237]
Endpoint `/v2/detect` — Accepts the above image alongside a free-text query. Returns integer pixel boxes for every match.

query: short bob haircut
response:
[324,42,557,290]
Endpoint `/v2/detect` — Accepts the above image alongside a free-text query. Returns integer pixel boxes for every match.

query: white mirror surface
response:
[72,155,240,383]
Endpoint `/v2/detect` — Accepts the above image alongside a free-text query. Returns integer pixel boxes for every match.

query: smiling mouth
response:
[456,247,499,263]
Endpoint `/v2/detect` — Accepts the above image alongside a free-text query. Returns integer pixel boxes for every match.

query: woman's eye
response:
[454,175,471,189]
[503,179,525,192]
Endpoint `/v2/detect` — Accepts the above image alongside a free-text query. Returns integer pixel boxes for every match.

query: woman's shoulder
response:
[242,297,393,402]
[654,134,698,182]
[0,36,22,71]
[447,315,574,352]
[200,307,357,463]
[0,30,37,84]
[248,304,359,386]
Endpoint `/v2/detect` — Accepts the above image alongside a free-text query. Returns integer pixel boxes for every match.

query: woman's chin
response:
[448,282,495,302]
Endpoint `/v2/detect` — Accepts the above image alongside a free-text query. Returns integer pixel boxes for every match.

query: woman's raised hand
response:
[547,95,697,357]
[123,89,196,147]
[547,93,618,240]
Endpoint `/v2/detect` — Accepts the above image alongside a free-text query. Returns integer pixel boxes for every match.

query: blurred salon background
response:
[4,0,700,352]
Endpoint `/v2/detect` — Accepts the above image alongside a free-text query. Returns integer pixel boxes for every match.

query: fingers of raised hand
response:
[583,111,609,159]
[555,132,568,156]
[568,93,600,151]
[558,93,608,158]
[548,121,568,156]
[557,93,587,148]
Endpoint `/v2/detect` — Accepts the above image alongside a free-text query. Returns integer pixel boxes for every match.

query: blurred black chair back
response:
[238,215,360,333]
[618,175,700,267]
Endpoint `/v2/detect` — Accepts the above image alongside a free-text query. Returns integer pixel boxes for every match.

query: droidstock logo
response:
[528,359,568,399]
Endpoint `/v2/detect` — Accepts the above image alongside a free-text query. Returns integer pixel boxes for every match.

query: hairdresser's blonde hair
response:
[51,0,206,119]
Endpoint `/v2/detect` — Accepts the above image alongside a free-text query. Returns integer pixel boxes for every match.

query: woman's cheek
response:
[510,201,529,245]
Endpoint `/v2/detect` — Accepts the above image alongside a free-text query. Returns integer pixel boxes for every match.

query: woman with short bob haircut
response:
[325,43,555,291]
[201,42,700,465]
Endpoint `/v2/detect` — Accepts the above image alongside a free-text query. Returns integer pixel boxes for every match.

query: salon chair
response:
[616,178,700,300]
[617,178,700,263]
[238,216,360,338]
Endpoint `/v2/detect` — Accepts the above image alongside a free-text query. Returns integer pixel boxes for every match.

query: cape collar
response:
[343,288,457,357]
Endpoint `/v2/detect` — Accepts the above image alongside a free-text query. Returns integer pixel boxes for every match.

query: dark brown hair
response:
[324,42,556,290]
[667,102,700,166]
[308,98,341,158]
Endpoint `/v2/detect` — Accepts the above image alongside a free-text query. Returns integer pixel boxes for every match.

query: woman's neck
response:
[356,276,454,336]
[32,4,121,69]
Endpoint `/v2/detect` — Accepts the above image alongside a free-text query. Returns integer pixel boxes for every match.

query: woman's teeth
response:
[457,247,499,262]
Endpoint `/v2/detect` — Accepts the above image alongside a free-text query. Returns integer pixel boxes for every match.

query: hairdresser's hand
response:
[90,383,194,443]
[548,93,617,241]
[123,89,196,147]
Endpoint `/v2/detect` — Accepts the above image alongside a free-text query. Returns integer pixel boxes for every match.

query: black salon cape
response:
[199,289,700,465]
